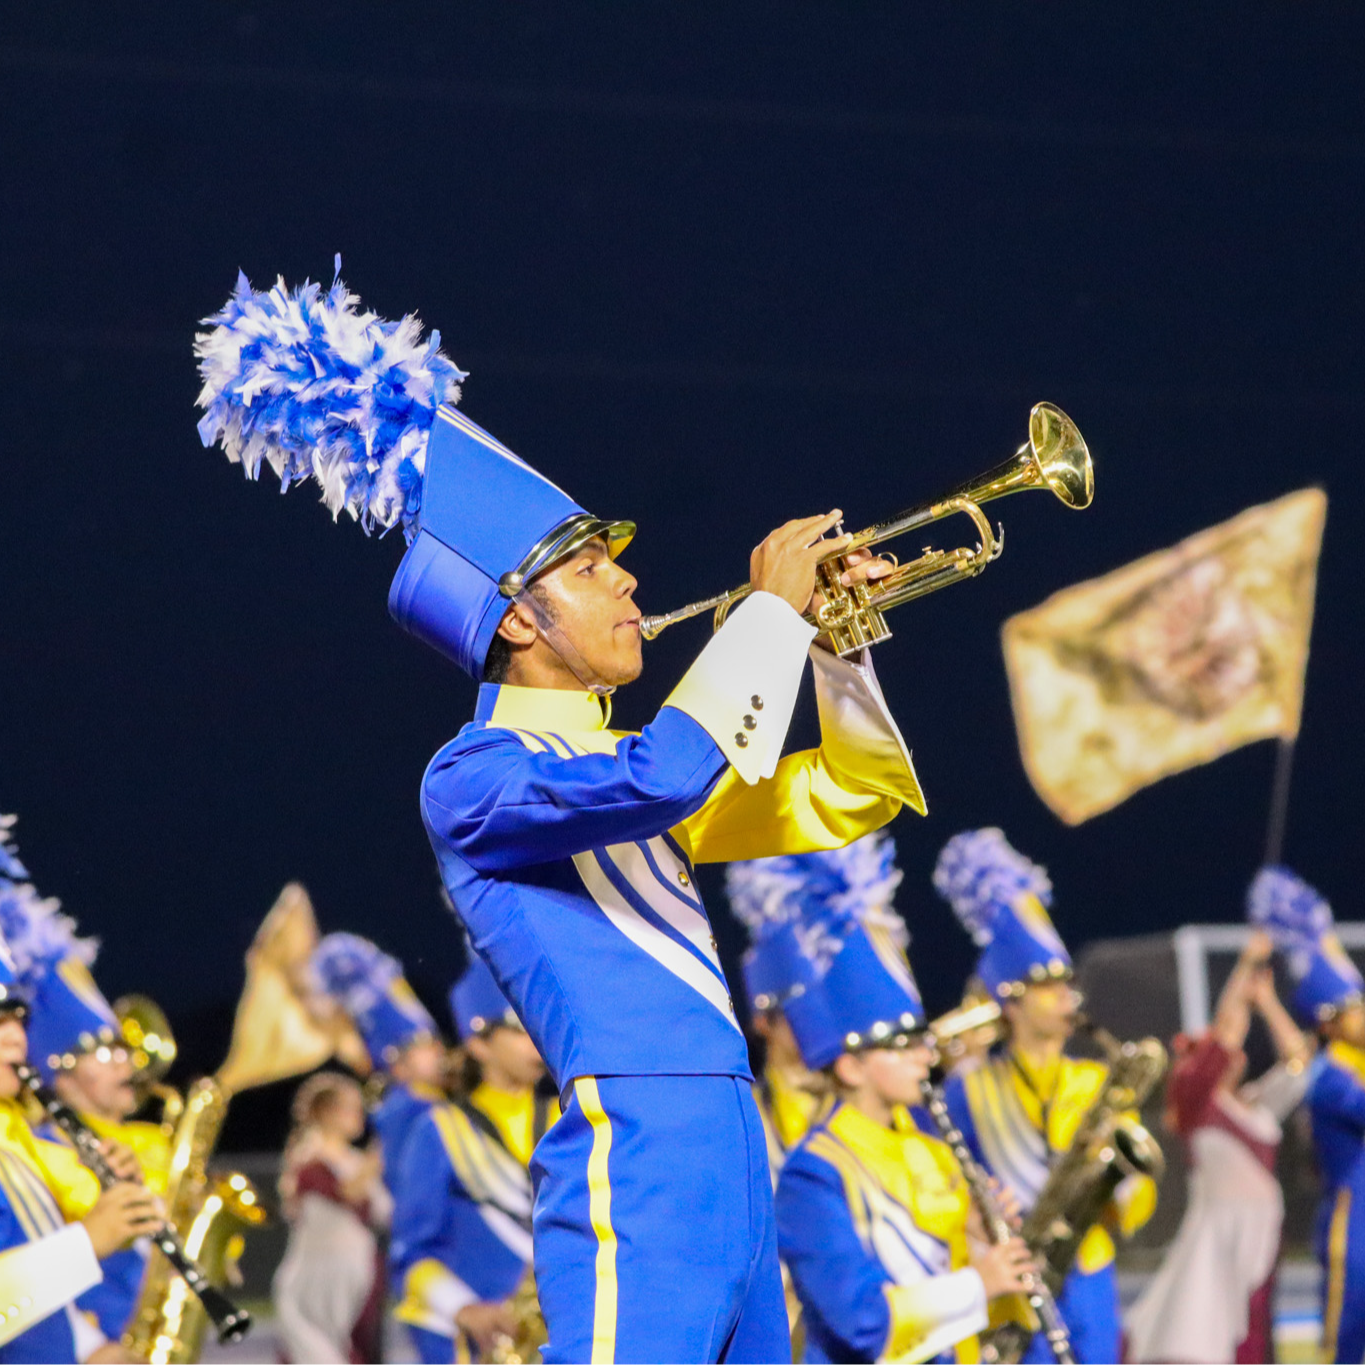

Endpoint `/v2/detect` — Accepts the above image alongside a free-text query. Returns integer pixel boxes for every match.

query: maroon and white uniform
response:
[1127,1034,1305,1364]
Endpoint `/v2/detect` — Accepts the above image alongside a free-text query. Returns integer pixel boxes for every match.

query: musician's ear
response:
[831,1051,863,1091]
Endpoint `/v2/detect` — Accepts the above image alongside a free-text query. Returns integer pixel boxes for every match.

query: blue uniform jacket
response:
[421,593,926,1091]
[391,1096,542,1336]
[373,1082,442,1197]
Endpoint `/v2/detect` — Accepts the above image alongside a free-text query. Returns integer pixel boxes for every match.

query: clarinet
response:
[17,1064,252,1345]
[919,1080,1075,1365]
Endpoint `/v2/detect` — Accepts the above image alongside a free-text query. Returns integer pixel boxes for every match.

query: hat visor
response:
[518,514,636,584]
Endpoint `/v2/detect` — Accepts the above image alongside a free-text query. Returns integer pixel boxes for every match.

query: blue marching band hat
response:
[0,817,120,1079]
[933,828,1071,1001]
[449,949,520,1041]
[1248,865,1363,1025]
[311,932,439,1069]
[195,264,633,680]
[727,832,924,1071]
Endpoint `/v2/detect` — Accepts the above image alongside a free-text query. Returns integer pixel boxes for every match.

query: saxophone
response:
[123,884,369,1363]
[986,1024,1167,1363]
[488,1271,549,1364]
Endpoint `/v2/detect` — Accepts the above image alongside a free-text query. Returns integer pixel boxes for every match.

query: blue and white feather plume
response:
[0,878,96,985]
[1247,866,1333,975]
[0,815,29,884]
[932,827,1053,946]
[194,260,467,540]
[310,932,401,1019]
[727,832,905,978]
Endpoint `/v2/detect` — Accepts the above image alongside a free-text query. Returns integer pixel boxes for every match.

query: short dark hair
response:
[481,584,557,684]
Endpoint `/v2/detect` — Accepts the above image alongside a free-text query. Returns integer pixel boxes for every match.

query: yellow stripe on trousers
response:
[575,1077,619,1364]
[1325,1186,1352,1362]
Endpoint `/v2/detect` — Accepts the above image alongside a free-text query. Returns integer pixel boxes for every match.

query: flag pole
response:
[1263,736,1297,866]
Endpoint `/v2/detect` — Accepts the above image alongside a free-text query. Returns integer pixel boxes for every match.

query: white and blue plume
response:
[311,932,400,1018]
[194,260,467,540]
[727,832,906,977]
[0,815,29,883]
[1247,866,1333,976]
[932,828,1053,946]
[0,879,96,984]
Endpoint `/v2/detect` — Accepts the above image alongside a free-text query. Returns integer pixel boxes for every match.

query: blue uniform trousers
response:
[1019,1263,1117,1365]
[531,1075,788,1364]
[1318,1186,1365,1364]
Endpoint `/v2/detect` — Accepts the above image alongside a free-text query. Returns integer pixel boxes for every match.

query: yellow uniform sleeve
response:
[394,1258,477,1336]
[0,1224,103,1348]
[682,647,925,864]
[24,1135,100,1222]
[883,1269,988,1364]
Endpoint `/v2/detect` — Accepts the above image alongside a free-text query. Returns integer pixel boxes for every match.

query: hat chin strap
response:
[512,589,616,697]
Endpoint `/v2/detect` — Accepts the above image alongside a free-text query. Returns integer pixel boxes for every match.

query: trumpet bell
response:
[1028,401,1093,510]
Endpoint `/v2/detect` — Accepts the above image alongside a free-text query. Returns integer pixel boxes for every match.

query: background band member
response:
[934,828,1156,1364]
[311,933,449,1198]
[1250,864,1365,1364]
[10,910,172,1343]
[273,1072,389,1365]
[392,953,553,1364]
[1127,925,1310,1365]
[0,867,161,1363]
[761,833,1034,1364]
[196,273,925,1362]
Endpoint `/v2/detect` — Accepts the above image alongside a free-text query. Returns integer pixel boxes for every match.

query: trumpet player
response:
[748,834,1035,1364]
[1249,865,1365,1365]
[311,933,450,1198]
[196,269,926,1362]
[0,850,162,1363]
[933,830,1156,1364]
[391,951,556,1364]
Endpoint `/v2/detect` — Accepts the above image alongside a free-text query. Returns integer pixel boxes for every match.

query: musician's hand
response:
[751,511,852,619]
[84,1345,136,1364]
[964,1178,1022,1243]
[82,1183,163,1257]
[808,547,898,652]
[97,1139,143,1184]
[973,1236,1038,1300]
[455,1299,519,1356]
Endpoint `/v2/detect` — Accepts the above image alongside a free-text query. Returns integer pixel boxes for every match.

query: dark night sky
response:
[2,5,1363,1100]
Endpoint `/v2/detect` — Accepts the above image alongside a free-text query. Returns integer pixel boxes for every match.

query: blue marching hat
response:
[449,950,520,1040]
[312,933,439,1069]
[1248,866,1363,1024]
[933,828,1071,1001]
[195,265,633,679]
[729,832,924,1070]
[0,864,119,1081]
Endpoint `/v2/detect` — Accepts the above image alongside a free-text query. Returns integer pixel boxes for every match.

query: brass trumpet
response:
[639,402,1092,657]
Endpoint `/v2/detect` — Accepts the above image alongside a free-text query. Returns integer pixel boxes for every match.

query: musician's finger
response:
[777,510,844,548]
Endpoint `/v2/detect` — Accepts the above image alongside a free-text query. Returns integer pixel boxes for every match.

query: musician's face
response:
[1009,979,1080,1043]
[1334,1001,1365,1049]
[61,1047,136,1121]
[392,1035,448,1091]
[469,1025,546,1091]
[847,1037,935,1106]
[500,540,642,689]
[0,1013,27,1099]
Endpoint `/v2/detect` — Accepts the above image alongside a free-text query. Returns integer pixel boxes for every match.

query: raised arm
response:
[424,592,819,872]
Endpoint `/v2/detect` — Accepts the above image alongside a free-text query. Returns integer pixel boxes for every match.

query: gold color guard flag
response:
[1002,488,1326,825]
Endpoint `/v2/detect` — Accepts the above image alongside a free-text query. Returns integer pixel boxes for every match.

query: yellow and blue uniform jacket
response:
[421,592,924,1092]
[392,1082,559,1342]
[373,1081,444,1198]
[943,1051,1155,1278]
[0,1098,102,1363]
[65,1113,170,1341]
[1306,1040,1365,1362]
[775,1102,985,1364]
